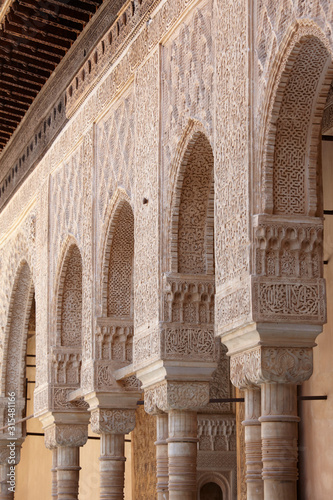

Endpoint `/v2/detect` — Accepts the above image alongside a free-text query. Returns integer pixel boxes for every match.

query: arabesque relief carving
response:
[90,408,136,435]
[230,346,313,388]
[144,381,210,414]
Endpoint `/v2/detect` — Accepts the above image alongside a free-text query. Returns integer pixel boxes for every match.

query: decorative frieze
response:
[198,416,236,452]
[252,277,326,324]
[95,319,133,363]
[162,327,217,361]
[253,218,323,278]
[163,274,215,325]
[52,351,82,386]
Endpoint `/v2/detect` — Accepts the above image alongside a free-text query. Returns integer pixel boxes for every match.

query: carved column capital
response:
[144,380,210,414]
[44,423,88,449]
[90,408,136,435]
[230,346,313,388]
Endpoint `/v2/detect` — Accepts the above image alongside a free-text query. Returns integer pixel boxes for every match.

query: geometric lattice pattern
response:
[107,203,134,317]
[162,2,213,181]
[97,89,135,224]
[273,38,328,215]
[178,133,214,274]
[61,246,82,347]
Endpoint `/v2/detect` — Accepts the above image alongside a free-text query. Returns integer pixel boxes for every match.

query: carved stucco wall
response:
[133,49,160,368]
[0,0,332,498]
[213,0,251,337]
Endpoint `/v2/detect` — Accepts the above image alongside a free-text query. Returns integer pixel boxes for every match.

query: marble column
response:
[167,410,198,500]
[155,413,169,500]
[260,382,299,500]
[99,433,126,500]
[89,406,137,500]
[43,422,88,500]
[243,388,263,500]
[229,344,314,500]
[57,446,80,500]
[51,448,58,499]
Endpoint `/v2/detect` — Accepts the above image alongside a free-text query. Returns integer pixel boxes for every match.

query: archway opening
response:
[200,481,223,500]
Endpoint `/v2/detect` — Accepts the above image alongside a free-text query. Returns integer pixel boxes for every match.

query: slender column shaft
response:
[260,383,299,500]
[0,464,14,500]
[167,410,197,500]
[155,414,169,500]
[99,434,126,500]
[243,388,263,500]
[52,448,58,499]
[56,446,80,500]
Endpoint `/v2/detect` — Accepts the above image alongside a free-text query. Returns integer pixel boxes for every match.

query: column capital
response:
[230,345,313,388]
[144,380,210,414]
[90,408,136,435]
[43,423,88,449]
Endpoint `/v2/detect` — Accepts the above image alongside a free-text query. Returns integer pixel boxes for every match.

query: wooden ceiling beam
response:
[8,10,78,41]
[1,124,16,135]
[1,61,48,84]
[47,0,97,15]
[0,47,56,72]
[0,113,18,125]
[0,118,17,130]
[0,37,61,64]
[0,105,25,119]
[21,0,91,24]
[0,83,37,101]
[0,29,66,57]
[14,3,84,33]
[0,91,35,107]
[2,59,51,80]
[4,21,72,49]
[0,116,17,130]
[0,130,13,139]
[0,74,41,92]
[0,99,29,114]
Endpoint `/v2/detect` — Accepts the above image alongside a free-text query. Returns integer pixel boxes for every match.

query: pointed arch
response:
[260,21,333,215]
[101,190,134,319]
[55,236,83,348]
[169,119,214,274]
[2,260,34,405]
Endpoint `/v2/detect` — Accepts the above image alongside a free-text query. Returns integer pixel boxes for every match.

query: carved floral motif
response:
[230,346,313,388]
[44,424,88,449]
[144,381,210,413]
[90,408,136,435]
